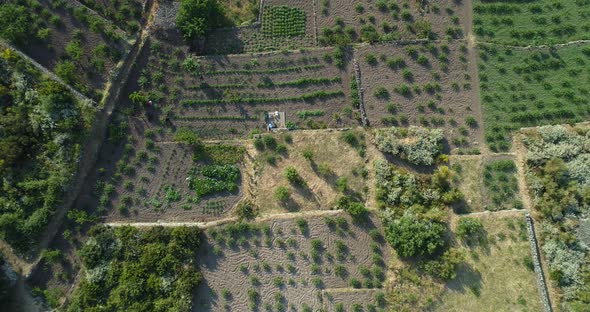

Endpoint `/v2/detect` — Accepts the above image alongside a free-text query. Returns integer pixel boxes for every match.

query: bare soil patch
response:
[194,211,390,311]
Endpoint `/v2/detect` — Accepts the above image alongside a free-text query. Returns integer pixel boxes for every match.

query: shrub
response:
[456,217,484,242]
[385,212,446,257]
[374,126,443,165]
[296,218,308,234]
[176,0,228,42]
[274,186,291,202]
[374,87,389,99]
[284,166,306,187]
[365,53,378,65]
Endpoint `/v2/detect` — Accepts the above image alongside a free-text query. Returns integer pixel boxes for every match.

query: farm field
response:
[449,155,484,213]
[124,38,357,138]
[478,43,590,151]
[473,0,590,45]
[356,41,483,152]
[195,212,390,311]
[317,0,467,44]
[74,0,148,33]
[0,0,133,100]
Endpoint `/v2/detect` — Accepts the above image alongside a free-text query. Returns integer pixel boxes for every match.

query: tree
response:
[0,5,33,45]
[176,0,228,42]
[385,212,446,258]
[456,217,484,242]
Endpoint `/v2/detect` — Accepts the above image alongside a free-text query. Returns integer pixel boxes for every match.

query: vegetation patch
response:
[67,226,202,311]
[521,125,590,309]
[483,159,521,211]
[262,6,306,38]
[473,0,590,45]
[478,44,590,151]
[0,50,96,252]
[374,126,444,165]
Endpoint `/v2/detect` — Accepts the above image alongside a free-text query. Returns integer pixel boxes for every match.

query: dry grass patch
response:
[252,130,368,214]
[435,212,542,311]
[449,155,484,213]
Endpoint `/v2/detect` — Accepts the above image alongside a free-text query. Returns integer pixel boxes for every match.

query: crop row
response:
[204,64,325,75]
[180,90,345,106]
[189,77,342,90]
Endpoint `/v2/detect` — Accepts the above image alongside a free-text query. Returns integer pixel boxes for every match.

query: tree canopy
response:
[176,0,228,42]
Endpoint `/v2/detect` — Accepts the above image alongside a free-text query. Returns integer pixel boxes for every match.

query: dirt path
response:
[104,209,344,228]
[463,208,525,216]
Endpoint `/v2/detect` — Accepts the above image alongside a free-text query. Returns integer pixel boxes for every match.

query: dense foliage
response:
[67,226,202,311]
[523,125,590,309]
[176,0,229,42]
[375,159,464,279]
[374,126,443,165]
[0,49,95,252]
[261,6,306,38]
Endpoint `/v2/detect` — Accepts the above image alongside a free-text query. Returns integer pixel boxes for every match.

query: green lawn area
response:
[473,0,590,45]
[478,43,590,151]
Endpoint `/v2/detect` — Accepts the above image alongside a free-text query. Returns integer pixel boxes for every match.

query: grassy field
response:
[478,43,590,151]
[473,0,590,45]
[450,156,484,213]
[435,213,541,312]
[222,0,260,25]
[483,159,521,211]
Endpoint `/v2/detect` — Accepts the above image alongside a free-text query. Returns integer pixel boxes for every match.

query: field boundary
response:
[352,58,368,126]
[104,209,344,228]
[525,213,553,312]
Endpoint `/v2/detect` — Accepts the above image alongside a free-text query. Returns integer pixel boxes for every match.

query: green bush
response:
[385,212,446,257]
[284,166,306,187]
[176,0,228,41]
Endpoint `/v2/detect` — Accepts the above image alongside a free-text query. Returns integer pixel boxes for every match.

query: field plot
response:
[126,38,357,139]
[316,0,466,45]
[205,1,316,54]
[473,0,590,45]
[75,0,147,33]
[450,156,484,213]
[482,158,521,211]
[0,0,131,100]
[478,43,590,151]
[195,212,390,311]
[435,212,542,311]
[251,130,368,214]
[92,119,247,222]
[356,41,482,151]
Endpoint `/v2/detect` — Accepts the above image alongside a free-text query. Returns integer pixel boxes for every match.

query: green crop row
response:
[204,64,324,75]
[180,90,345,106]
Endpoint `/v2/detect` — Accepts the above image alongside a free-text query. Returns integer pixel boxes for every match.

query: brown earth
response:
[194,211,391,311]
[356,41,484,151]
[316,0,468,42]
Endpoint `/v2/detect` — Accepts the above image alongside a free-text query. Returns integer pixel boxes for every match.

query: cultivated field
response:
[1,0,134,100]
[478,43,590,151]
[473,0,590,45]
[316,0,467,44]
[195,212,390,311]
[356,41,483,151]
[125,38,358,139]
[251,130,368,214]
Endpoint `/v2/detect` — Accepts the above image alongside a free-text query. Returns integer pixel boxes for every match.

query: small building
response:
[265,111,286,131]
